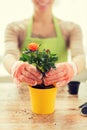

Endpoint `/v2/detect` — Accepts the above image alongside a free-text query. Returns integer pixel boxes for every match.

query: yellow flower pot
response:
[28,86,57,114]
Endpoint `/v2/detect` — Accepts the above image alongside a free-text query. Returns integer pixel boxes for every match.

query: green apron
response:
[21,17,68,63]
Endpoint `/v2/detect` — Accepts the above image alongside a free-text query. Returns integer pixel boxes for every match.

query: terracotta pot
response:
[28,86,57,114]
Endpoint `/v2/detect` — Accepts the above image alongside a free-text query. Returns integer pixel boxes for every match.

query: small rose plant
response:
[20,43,58,88]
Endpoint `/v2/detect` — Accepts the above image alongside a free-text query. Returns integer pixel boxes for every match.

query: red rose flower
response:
[28,43,39,51]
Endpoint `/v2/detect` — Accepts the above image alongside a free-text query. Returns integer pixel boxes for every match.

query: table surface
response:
[0,82,87,130]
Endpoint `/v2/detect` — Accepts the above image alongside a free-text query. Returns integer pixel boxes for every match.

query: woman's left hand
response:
[43,62,77,87]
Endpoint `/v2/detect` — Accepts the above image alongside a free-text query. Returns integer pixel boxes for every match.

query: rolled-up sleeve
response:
[3,22,22,73]
[69,23,86,74]
[4,22,20,59]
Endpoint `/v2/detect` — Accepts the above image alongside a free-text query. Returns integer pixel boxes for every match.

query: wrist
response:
[68,62,78,76]
[11,61,23,77]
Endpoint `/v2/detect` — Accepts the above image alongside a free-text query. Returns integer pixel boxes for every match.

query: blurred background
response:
[0,0,87,82]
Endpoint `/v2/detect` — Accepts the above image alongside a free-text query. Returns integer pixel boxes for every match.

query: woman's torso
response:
[17,17,70,48]
[20,17,68,62]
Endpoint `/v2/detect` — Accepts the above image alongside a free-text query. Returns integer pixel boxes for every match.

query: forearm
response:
[72,54,86,74]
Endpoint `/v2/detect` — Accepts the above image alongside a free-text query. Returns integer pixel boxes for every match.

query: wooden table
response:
[0,82,87,130]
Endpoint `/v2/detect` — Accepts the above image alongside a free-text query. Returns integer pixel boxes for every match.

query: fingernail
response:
[39,74,43,79]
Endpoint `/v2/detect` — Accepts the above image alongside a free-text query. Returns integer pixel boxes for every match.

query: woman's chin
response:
[37,5,49,11]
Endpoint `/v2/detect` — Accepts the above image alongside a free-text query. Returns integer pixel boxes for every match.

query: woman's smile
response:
[37,0,50,6]
[35,0,53,10]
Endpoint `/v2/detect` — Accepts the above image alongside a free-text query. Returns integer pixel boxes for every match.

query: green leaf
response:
[20,47,58,74]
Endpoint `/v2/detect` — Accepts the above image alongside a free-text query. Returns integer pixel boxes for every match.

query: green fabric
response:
[21,16,68,63]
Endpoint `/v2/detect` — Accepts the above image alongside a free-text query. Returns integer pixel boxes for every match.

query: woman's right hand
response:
[11,61,42,86]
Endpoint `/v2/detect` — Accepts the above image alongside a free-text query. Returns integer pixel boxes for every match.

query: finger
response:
[44,72,69,86]
[56,75,69,82]
[13,63,26,78]
[55,63,66,68]
[26,64,42,79]
[46,70,67,82]
[46,66,66,77]
[44,78,60,86]
[57,69,68,77]
[56,80,67,87]
[22,69,43,84]
[37,80,42,84]
[19,75,37,86]
[44,69,68,82]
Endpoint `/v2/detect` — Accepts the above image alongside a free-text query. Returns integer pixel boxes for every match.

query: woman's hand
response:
[11,61,42,86]
[44,62,77,87]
